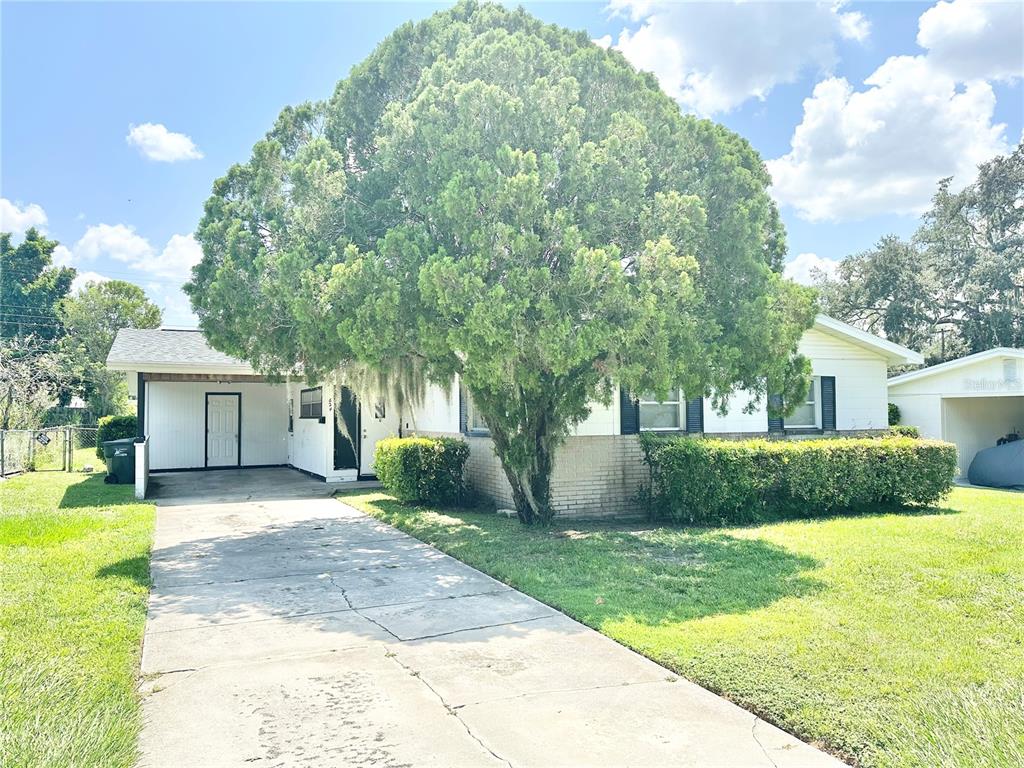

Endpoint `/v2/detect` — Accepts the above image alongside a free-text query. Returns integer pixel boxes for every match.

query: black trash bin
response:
[102,438,136,484]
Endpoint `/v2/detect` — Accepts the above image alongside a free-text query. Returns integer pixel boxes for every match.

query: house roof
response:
[106,328,256,374]
[888,347,1024,387]
[107,316,920,376]
[813,314,924,366]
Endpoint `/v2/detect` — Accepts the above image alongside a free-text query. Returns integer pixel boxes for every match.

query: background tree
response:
[1,228,74,341]
[0,336,69,430]
[59,280,162,416]
[187,1,815,523]
[0,228,77,426]
[819,142,1023,363]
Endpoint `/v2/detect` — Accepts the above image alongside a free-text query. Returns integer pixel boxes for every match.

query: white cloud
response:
[126,122,203,162]
[917,0,1023,81]
[71,271,112,294]
[838,10,871,43]
[784,252,840,285]
[71,224,201,281]
[604,1,869,115]
[133,233,203,280]
[74,223,153,265]
[768,0,1015,222]
[0,198,48,236]
[51,244,75,268]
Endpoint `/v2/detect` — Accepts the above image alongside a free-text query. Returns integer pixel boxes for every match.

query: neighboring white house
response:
[888,348,1024,478]
[107,314,921,516]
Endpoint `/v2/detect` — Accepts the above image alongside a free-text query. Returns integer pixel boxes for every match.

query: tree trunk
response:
[489,420,558,525]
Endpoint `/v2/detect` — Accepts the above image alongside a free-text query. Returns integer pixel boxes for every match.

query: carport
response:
[889,348,1024,478]
[146,466,380,506]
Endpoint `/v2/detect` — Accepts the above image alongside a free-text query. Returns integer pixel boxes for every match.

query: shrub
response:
[374,436,470,505]
[640,434,957,525]
[889,425,920,438]
[888,402,901,426]
[95,414,137,459]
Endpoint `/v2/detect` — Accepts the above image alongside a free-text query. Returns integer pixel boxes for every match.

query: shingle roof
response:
[106,328,254,372]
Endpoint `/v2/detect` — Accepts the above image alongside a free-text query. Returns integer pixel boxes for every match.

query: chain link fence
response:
[0,426,103,477]
[71,427,101,472]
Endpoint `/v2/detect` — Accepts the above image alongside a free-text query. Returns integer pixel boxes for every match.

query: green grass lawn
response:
[0,471,154,768]
[343,486,1023,768]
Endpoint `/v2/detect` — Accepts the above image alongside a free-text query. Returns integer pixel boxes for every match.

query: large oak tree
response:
[819,142,1024,364]
[186,1,815,523]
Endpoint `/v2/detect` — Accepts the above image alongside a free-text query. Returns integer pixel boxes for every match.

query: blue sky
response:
[2,1,1021,324]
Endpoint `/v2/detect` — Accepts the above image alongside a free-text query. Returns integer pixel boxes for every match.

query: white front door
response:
[207,394,240,467]
[360,398,399,476]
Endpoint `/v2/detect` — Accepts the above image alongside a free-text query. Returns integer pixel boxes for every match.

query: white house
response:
[888,348,1024,478]
[106,328,399,482]
[107,314,921,516]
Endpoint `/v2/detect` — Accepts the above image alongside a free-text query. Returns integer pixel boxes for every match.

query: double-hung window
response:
[300,387,323,419]
[787,377,819,428]
[639,390,682,431]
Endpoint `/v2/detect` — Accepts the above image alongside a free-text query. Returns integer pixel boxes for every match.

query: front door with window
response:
[359,396,399,477]
[206,394,240,467]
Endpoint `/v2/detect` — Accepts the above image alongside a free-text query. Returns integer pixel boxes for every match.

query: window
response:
[468,398,488,433]
[787,377,819,428]
[639,390,682,431]
[373,400,386,419]
[300,387,323,419]
[288,399,294,433]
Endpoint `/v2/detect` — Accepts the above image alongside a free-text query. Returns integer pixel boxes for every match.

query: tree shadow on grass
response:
[350,496,824,625]
[58,474,140,510]
[97,555,151,588]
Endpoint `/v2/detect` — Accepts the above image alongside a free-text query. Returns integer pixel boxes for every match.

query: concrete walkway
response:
[139,470,844,767]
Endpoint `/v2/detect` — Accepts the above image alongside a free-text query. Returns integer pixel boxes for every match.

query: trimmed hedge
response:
[95,414,137,459]
[640,434,957,525]
[374,436,470,505]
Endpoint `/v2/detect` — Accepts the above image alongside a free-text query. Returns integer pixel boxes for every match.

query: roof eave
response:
[106,361,259,376]
[888,347,1024,387]
[813,314,924,366]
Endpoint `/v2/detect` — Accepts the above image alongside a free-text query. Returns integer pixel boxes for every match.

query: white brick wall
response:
[420,432,650,519]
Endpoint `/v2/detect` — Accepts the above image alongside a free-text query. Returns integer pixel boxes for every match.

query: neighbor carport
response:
[889,348,1024,478]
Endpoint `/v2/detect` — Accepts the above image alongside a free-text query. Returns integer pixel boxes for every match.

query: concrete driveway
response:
[140,468,843,767]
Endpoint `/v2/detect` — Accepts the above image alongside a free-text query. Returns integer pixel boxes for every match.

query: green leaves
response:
[186,0,816,521]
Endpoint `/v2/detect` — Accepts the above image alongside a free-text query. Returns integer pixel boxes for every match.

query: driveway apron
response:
[139,469,844,767]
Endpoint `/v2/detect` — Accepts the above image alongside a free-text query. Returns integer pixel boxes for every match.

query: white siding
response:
[145,381,288,471]
[409,381,460,433]
[813,357,889,430]
[889,356,1024,397]
[286,382,332,479]
[887,393,943,440]
[704,393,768,434]
[573,397,618,436]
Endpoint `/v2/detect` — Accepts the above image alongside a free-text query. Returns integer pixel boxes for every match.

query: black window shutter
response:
[767,393,785,434]
[821,376,836,431]
[685,397,703,433]
[458,383,468,434]
[620,388,640,435]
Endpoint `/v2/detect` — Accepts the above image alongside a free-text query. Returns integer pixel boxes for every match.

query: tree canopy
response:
[819,142,1023,364]
[59,280,162,415]
[1,228,74,341]
[187,0,815,522]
